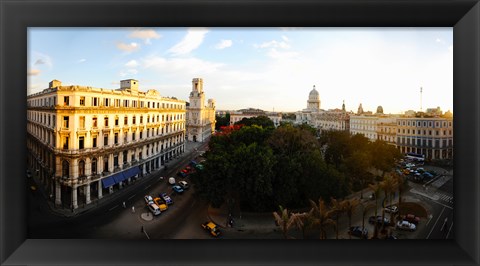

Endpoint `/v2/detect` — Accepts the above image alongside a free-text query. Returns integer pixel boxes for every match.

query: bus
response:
[405,152,425,162]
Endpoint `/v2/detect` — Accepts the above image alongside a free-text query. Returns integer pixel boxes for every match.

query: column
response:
[85,184,91,204]
[72,186,78,209]
[55,180,62,206]
[98,180,103,199]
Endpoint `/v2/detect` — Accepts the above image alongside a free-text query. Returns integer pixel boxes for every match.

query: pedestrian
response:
[122,201,126,208]
[132,206,135,213]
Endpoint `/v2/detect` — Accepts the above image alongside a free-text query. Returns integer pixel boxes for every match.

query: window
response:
[92,137,97,148]
[114,133,118,144]
[79,136,84,149]
[123,151,128,164]
[92,117,98,127]
[114,154,119,168]
[62,160,69,178]
[104,117,109,127]
[79,116,85,129]
[92,97,98,106]
[140,131,143,139]
[104,134,108,146]
[79,160,85,177]
[124,132,128,143]
[436,130,439,136]
[63,136,69,149]
[140,116,143,124]
[429,130,432,135]
[133,116,136,124]
[63,116,69,128]
[123,99,129,107]
[104,158,109,173]
[115,117,119,126]
[104,98,110,107]
[64,96,69,106]
[80,97,85,106]
[124,116,128,125]
[92,159,97,175]
[132,131,136,141]
[115,99,120,107]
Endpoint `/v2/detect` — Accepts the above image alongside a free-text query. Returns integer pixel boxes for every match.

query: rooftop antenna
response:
[420,87,423,112]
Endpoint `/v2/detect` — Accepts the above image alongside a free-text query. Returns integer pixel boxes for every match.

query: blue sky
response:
[28,27,453,114]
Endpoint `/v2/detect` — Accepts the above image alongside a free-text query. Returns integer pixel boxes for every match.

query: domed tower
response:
[307,85,320,110]
[342,100,346,112]
[376,105,384,114]
[357,103,364,115]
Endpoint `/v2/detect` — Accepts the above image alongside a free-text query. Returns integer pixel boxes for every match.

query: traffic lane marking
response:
[427,206,445,239]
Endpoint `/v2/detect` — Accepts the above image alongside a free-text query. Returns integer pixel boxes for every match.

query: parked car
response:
[144,195,154,205]
[172,185,184,194]
[168,177,176,185]
[153,197,168,211]
[403,214,420,225]
[348,226,368,239]
[202,221,221,237]
[368,215,390,226]
[177,171,187,178]
[396,220,416,231]
[159,193,173,205]
[178,180,189,190]
[147,203,161,216]
[384,205,399,214]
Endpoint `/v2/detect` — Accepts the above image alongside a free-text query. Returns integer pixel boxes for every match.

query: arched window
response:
[79,160,85,177]
[62,160,69,178]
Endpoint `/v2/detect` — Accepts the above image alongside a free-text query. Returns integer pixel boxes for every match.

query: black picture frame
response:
[1,0,479,265]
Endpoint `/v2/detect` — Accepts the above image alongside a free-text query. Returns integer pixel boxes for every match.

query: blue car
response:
[160,193,173,205]
[172,185,184,194]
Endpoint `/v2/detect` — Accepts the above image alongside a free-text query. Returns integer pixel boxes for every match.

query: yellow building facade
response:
[27,79,186,209]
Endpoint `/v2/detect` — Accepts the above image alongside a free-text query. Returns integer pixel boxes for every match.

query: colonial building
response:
[229,108,282,127]
[186,78,216,142]
[312,101,351,133]
[27,79,186,209]
[350,106,396,142]
[295,85,320,125]
[395,115,453,160]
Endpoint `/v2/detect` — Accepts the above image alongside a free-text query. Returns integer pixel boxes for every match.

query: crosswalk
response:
[436,192,453,204]
[429,175,452,188]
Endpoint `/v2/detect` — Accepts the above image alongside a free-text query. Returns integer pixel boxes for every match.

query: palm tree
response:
[309,198,335,239]
[330,197,346,239]
[379,175,398,234]
[343,198,361,239]
[368,182,381,238]
[291,212,315,239]
[272,205,296,239]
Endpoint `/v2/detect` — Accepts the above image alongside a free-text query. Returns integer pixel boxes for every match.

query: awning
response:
[123,167,140,179]
[111,172,127,184]
[101,176,115,188]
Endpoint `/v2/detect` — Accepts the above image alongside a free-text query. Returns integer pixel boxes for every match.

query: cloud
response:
[119,68,138,77]
[215,39,233,49]
[281,35,289,42]
[448,45,453,53]
[28,69,41,76]
[116,42,140,52]
[32,52,53,68]
[143,56,224,75]
[125,60,139,67]
[267,48,299,60]
[128,28,161,45]
[168,28,209,56]
[255,40,290,49]
[77,59,86,63]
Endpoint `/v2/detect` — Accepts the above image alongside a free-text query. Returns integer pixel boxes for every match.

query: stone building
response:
[229,108,282,127]
[186,78,216,142]
[27,79,186,209]
[295,85,321,125]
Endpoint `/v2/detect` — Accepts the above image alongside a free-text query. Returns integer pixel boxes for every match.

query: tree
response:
[215,113,230,130]
[379,175,398,233]
[370,140,402,177]
[234,115,274,128]
[330,198,346,239]
[309,198,335,239]
[272,205,296,239]
[291,212,316,239]
[368,182,382,238]
[343,198,361,239]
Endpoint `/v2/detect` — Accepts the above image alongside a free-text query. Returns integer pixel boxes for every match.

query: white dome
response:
[309,86,320,100]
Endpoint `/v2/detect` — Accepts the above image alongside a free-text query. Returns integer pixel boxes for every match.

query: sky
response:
[28,27,453,114]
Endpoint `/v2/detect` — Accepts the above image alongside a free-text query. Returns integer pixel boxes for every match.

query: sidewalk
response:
[31,141,204,218]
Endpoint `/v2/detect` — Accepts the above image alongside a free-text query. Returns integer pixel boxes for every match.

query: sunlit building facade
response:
[27,79,186,209]
[186,78,216,142]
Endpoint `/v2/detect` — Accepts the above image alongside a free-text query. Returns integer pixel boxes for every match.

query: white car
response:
[179,180,189,190]
[396,220,416,231]
[144,195,154,205]
[385,205,399,214]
